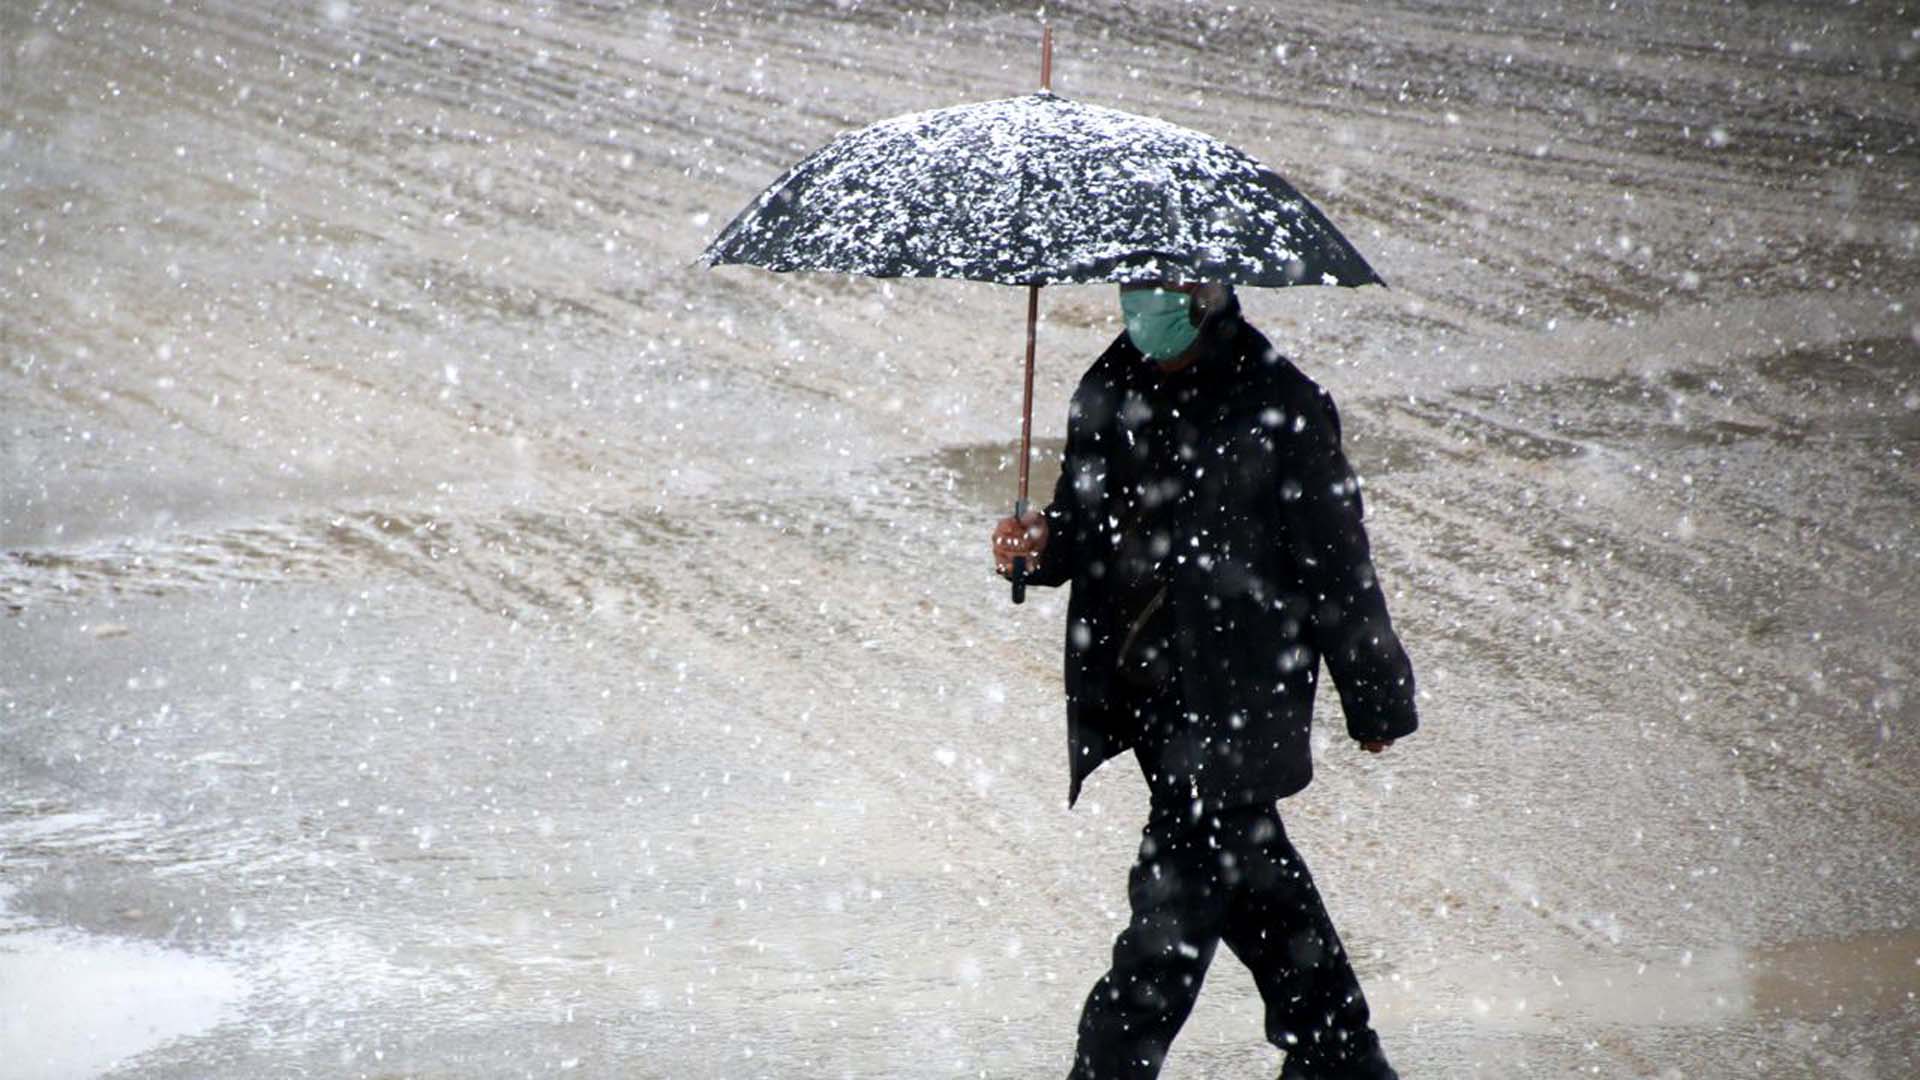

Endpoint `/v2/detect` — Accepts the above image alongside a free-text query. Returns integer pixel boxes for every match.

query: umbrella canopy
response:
[702,64,1384,605]
[701,91,1382,289]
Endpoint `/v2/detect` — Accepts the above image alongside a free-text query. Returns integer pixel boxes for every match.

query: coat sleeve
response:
[1282,389,1419,743]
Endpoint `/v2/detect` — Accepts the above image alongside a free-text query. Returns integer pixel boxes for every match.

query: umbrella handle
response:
[1008,497,1030,605]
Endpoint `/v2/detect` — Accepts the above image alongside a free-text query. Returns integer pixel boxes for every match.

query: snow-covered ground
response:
[2,2,1915,1076]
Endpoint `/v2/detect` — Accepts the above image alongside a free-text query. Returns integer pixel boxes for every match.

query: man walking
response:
[992,280,1417,1079]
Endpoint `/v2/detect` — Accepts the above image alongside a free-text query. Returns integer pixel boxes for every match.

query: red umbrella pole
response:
[1011,282,1040,604]
[1010,26,1052,605]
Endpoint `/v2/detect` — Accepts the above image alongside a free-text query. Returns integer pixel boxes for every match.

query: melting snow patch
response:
[0,915,248,1079]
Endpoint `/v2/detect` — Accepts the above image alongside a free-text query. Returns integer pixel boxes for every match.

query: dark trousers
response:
[1066,801,1397,1079]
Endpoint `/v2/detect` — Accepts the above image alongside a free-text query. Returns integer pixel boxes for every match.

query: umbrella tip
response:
[1040,23,1053,91]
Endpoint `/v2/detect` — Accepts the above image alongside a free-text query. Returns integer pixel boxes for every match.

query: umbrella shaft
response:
[1018,283,1039,506]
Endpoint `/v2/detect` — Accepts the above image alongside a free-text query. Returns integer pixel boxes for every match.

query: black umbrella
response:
[702,28,1382,601]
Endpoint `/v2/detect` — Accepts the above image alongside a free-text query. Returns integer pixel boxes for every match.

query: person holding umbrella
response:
[991,278,1416,1080]
[703,28,1418,1077]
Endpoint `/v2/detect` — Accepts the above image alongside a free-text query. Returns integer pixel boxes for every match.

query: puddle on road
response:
[895,440,1067,516]
[1371,929,1919,1032]
[1747,928,1920,1019]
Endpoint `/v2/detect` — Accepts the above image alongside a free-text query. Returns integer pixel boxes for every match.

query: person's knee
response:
[1286,926,1331,969]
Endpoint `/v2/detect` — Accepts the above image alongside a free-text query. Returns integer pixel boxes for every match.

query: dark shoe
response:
[1279,1038,1399,1080]
[1280,1064,1398,1080]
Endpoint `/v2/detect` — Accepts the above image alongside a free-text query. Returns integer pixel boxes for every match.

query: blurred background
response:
[2,2,1915,1077]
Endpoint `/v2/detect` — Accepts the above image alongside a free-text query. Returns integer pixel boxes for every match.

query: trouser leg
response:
[1217,807,1397,1079]
[1067,815,1226,1080]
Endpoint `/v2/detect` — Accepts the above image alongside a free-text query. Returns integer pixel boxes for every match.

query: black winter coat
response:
[1027,301,1419,809]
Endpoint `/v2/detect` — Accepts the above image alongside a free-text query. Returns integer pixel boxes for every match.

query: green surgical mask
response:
[1120,287,1199,361]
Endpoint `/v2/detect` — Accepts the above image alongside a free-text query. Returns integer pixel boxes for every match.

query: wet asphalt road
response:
[2,2,1917,1077]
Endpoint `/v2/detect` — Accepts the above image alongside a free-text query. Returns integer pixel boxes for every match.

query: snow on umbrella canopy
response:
[701,91,1383,289]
